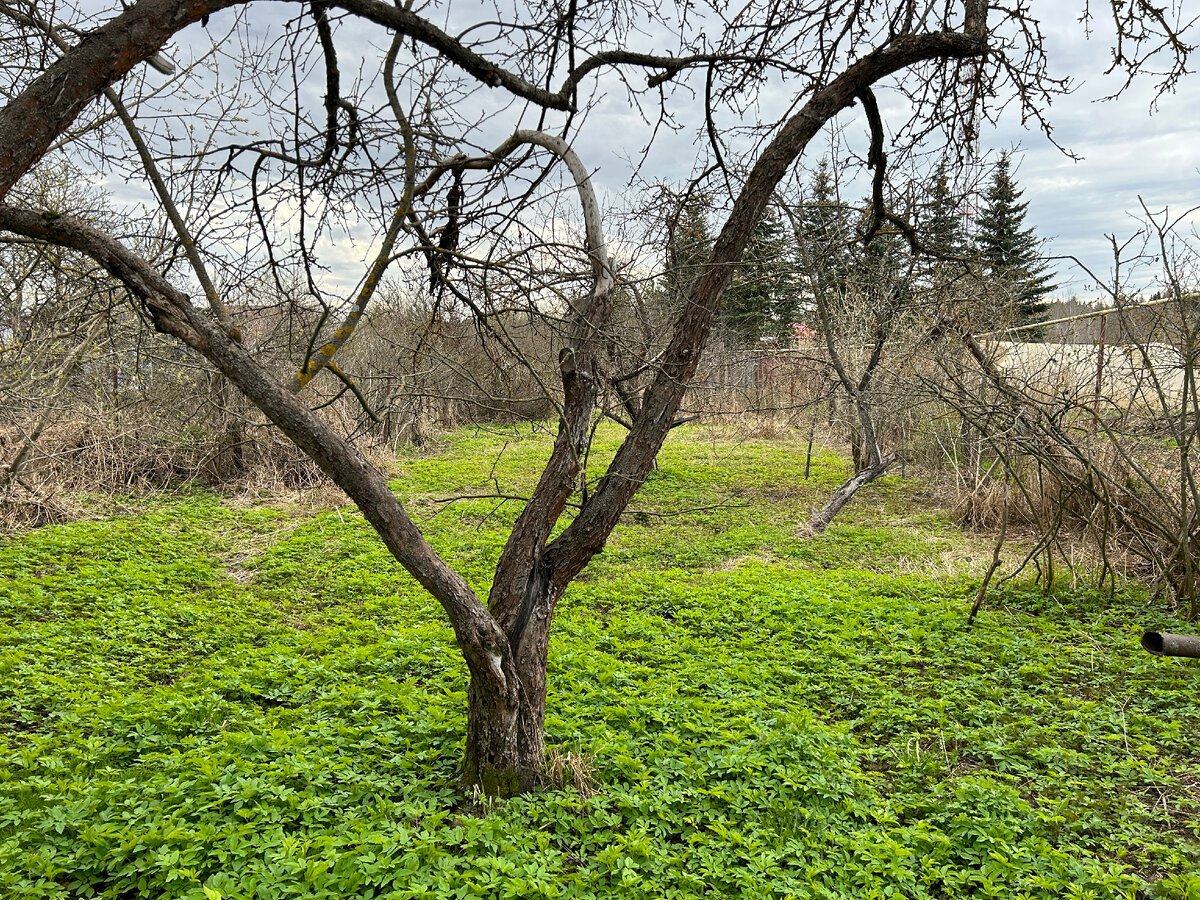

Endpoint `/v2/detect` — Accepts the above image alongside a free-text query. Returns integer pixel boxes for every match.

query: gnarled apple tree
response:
[0,0,1179,794]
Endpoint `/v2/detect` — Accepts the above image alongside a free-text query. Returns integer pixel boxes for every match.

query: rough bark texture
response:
[0,0,235,201]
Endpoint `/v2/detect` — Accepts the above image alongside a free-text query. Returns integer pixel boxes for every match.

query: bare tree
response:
[941,203,1200,619]
[0,0,1184,794]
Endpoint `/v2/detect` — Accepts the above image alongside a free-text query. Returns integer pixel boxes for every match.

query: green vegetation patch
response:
[1,425,1198,898]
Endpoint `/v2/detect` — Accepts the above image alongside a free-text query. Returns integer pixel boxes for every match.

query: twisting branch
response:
[330,0,724,110]
[285,29,420,393]
[225,2,359,171]
[855,87,977,276]
[858,87,889,244]
[0,0,237,337]
[0,200,520,691]
[482,129,618,642]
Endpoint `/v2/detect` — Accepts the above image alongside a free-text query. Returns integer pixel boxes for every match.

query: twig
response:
[967,489,1008,627]
[625,500,751,520]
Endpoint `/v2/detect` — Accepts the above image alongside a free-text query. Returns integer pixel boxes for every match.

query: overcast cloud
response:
[987,7,1200,298]
[110,3,1198,302]
[570,5,1200,300]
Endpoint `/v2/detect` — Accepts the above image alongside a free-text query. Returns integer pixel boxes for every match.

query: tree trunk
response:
[463,670,544,796]
[0,20,986,798]
[462,609,551,795]
[854,395,883,471]
[806,452,897,535]
[850,425,866,472]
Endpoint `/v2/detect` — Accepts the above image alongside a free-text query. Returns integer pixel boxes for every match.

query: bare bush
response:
[934,206,1200,616]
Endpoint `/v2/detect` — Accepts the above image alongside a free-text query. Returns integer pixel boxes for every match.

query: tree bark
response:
[806,452,898,536]
[464,576,557,795]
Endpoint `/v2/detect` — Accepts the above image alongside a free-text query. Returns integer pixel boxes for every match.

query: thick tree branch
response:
[542,29,985,591]
[480,131,616,645]
[0,202,516,699]
[0,0,238,199]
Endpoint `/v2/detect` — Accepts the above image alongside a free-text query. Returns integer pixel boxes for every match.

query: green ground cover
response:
[1,424,1198,899]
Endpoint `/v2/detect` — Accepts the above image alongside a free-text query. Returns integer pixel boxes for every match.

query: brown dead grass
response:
[544,746,600,798]
[0,482,81,531]
[0,420,327,496]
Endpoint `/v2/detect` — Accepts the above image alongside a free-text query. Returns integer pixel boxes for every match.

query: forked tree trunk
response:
[462,593,554,794]
[463,679,544,796]
[0,8,986,797]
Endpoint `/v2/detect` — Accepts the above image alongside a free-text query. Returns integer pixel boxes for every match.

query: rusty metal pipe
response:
[1141,631,1200,658]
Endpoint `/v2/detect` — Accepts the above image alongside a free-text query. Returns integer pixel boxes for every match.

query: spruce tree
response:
[923,161,965,259]
[797,159,908,316]
[857,210,915,314]
[801,158,853,298]
[975,152,1056,336]
[662,192,713,307]
[722,204,801,341]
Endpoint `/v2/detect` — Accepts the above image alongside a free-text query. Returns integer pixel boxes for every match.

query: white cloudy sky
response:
[984,7,1200,298]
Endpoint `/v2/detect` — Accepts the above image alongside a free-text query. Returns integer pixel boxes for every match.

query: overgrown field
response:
[2,424,1199,899]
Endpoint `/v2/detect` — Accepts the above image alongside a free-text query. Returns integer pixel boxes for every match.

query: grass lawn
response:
[1,423,1198,899]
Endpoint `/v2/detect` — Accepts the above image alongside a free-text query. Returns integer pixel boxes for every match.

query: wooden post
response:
[1093,314,1107,424]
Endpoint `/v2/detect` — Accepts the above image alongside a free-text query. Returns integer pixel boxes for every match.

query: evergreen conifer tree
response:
[801,158,853,298]
[923,161,965,259]
[723,204,801,341]
[975,152,1056,336]
[662,192,713,307]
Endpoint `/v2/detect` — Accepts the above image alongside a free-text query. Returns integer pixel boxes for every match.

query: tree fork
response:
[0,7,990,800]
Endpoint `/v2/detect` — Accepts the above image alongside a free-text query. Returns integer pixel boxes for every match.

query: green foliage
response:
[2,425,1198,898]
[921,162,966,261]
[916,160,968,296]
[975,152,1057,336]
[722,205,802,342]
[793,158,915,345]
[796,157,854,305]
[660,191,714,313]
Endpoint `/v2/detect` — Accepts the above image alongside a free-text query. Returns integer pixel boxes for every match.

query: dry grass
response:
[543,746,599,798]
[888,542,1002,580]
[954,480,1022,530]
[0,420,326,496]
[732,414,797,441]
[0,417,341,535]
[0,482,81,531]
[715,552,782,571]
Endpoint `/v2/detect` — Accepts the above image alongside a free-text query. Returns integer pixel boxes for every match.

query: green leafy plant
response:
[1,425,1197,897]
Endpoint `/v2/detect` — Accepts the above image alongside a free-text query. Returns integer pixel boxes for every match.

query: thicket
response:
[940,208,1200,619]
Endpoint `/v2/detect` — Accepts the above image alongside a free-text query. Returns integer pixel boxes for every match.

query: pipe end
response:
[1141,631,1166,655]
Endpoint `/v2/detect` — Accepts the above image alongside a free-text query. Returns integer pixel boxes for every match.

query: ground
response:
[1,423,1198,899]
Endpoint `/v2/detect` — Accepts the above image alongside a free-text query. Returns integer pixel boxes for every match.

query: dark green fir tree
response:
[661,191,713,308]
[722,203,801,342]
[800,158,854,299]
[975,152,1056,337]
[923,161,966,259]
